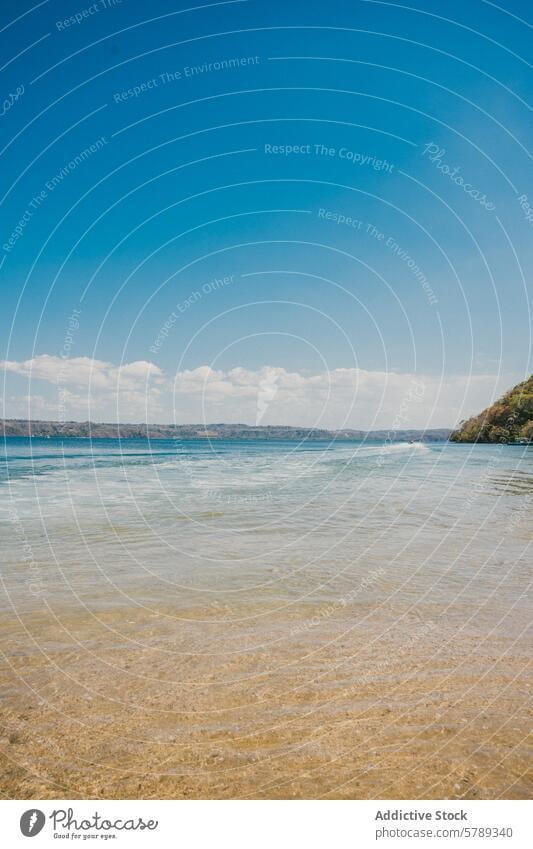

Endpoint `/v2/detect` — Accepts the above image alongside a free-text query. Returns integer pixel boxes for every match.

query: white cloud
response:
[1,355,510,429]
[1,355,163,389]
[171,364,505,429]
[1,355,165,422]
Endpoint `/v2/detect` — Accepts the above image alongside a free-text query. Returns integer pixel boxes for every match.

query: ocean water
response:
[0,437,531,636]
[1,437,532,800]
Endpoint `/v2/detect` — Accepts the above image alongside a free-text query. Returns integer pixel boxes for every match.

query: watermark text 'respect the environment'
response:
[113,56,261,103]
[3,137,108,255]
[56,0,123,31]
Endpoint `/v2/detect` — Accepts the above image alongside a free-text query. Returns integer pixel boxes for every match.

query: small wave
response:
[381,441,431,453]
[336,441,432,459]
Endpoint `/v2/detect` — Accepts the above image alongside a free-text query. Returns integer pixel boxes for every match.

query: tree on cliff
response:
[450,375,533,443]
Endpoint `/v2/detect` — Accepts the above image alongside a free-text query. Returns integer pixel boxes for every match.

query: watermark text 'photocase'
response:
[421,143,495,211]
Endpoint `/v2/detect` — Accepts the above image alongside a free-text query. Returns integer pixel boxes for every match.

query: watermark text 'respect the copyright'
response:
[264,143,394,172]
[518,194,533,228]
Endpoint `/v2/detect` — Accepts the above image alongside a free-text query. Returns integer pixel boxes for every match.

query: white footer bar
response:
[2,799,531,848]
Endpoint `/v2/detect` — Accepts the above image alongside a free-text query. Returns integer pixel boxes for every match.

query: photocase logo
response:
[20,809,46,837]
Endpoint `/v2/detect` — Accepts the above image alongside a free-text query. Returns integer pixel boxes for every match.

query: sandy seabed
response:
[0,599,531,800]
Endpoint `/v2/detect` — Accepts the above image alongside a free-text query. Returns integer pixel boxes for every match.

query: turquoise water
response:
[1,437,531,634]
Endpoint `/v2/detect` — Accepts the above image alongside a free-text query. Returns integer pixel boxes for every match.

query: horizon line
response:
[1,417,454,432]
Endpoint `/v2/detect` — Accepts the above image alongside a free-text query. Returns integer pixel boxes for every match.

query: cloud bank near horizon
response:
[1,355,511,430]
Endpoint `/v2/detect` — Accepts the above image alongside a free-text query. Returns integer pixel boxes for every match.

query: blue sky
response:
[1,0,532,427]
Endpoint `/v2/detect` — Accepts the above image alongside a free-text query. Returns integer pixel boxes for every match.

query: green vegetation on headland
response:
[1,419,451,442]
[450,375,533,444]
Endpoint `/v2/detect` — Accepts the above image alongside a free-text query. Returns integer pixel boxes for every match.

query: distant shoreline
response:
[1,419,452,442]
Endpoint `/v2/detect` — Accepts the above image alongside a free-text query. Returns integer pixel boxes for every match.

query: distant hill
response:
[450,375,533,443]
[0,419,451,442]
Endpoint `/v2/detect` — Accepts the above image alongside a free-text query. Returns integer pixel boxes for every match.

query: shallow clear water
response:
[1,437,531,635]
